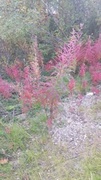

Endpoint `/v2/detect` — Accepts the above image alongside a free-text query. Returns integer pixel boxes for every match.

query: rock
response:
[16,113,26,121]
[86,92,94,97]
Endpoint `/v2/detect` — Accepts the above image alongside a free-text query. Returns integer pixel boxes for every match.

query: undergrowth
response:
[0,119,101,180]
[0,28,101,179]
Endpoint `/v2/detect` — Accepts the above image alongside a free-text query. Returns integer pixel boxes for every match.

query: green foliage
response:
[22,149,41,164]
[0,0,38,40]
[28,102,42,117]
[0,123,29,153]
[30,113,47,134]
[7,124,29,151]
[83,152,101,180]
[0,99,101,180]
[0,163,12,180]
[0,0,101,64]
[0,95,21,122]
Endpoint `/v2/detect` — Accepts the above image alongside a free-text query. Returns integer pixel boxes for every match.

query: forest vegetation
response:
[0,1,101,180]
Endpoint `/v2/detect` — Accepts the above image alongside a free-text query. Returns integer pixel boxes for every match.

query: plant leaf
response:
[0,158,8,164]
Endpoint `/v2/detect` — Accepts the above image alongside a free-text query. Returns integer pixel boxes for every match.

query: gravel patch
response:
[51,93,101,156]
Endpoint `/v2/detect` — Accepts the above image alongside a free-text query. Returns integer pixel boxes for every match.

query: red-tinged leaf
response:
[79,63,86,77]
[0,158,8,165]
[0,173,6,177]
[68,78,75,92]
[91,87,100,95]
[47,118,52,128]
[5,127,11,134]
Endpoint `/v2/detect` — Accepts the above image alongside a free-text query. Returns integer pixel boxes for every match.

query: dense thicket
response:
[0,0,101,65]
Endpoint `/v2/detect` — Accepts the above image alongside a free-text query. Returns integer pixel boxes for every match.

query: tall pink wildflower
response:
[0,78,13,98]
[68,78,75,93]
[79,63,86,77]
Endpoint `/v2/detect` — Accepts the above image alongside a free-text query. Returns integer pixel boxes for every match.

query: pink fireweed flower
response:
[79,63,86,77]
[47,118,53,128]
[91,87,100,95]
[91,72,101,84]
[68,78,75,93]
[0,78,13,98]
[5,64,22,82]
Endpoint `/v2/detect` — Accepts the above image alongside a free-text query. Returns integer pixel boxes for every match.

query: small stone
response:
[16,113,26,120]
[86,92,94,97]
